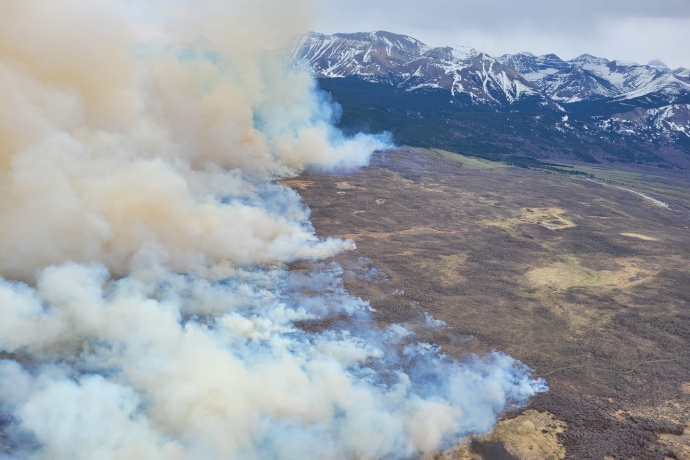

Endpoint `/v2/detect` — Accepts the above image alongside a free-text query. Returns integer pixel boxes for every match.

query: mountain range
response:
[291,31,690,168]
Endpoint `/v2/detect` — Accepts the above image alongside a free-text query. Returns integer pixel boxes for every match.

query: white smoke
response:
[0,1,546,459]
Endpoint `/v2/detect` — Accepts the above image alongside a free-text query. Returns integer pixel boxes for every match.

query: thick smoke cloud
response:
[0,1,545,459]
[0,0,381,280]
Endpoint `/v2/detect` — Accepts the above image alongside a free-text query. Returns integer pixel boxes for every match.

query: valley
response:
[288,148,690,459]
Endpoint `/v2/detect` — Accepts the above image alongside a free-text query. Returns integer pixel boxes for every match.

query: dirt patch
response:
[414,253,468,286]
[620,232,658,241]
[682,382,690,395]
[659,422,690,459]
[337,227,459,241]
[398,227,445,235]
[490,207,576,233]
[279,179,314,190]
[525,257,653,290]
[335,181,366,190]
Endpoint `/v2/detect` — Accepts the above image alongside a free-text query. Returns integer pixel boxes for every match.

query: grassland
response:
[568,165,690,209]
[405,147,507,170]
[290,148,690,459]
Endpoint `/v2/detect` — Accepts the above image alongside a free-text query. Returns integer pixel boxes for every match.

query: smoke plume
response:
[0,1,546,459]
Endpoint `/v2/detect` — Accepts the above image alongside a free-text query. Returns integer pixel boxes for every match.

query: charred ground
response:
[288,149,690,459]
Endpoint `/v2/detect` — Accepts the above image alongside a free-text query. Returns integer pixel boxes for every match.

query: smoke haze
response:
[0,1,545,458]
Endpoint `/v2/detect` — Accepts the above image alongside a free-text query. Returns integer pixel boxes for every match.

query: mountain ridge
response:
[292,31,557,111]
[291,31,690,168]
[293,31,690,111]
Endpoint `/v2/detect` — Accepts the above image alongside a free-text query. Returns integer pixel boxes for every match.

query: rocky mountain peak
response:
[569,53,610,66]
[647,59,670,70]
[292,31,690,119]
[292,31,690,167]
[294,31,555,111]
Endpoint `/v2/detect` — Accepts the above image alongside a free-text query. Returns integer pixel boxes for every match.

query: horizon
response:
[304,29,685,69]
[313,0,690,70]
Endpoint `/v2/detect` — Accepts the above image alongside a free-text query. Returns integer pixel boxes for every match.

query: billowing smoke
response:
[0,1,546,459]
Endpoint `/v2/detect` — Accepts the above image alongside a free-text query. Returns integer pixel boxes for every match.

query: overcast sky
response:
[312,0,690,68]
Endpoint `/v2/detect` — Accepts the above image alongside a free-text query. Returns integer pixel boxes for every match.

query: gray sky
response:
[312,0,690,68]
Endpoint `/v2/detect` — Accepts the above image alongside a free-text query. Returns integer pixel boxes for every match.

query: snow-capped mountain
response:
[599,104,690,140]
[293,31,690,114]
[498,52,690,108]
[291,31,690,167]
[292,31,557,110]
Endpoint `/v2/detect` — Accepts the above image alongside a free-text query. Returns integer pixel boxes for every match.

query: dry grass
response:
[408,146,507,170]
[289,148,690,459]
[428,411,567,460]
[337,226,459,241]
[659,422,690,458]
[525,256,654,291]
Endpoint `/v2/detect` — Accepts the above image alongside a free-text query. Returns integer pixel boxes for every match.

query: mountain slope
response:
[292,31,690,168]
[293,32,556,111]
[499,52,690,113]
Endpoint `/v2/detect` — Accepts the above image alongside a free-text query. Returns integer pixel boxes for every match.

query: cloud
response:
[0,1,545,458]
[314,0,690,67]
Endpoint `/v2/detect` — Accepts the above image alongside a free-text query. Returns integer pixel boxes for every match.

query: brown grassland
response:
[288,148,690,459]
